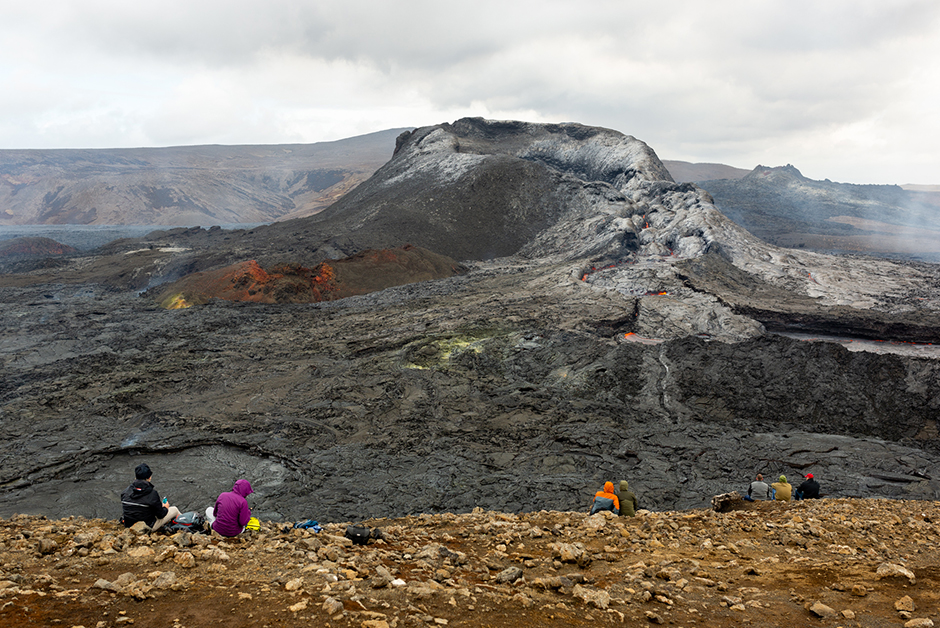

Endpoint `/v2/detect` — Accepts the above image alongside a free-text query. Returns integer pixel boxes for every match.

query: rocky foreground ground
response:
[1,498,939,628]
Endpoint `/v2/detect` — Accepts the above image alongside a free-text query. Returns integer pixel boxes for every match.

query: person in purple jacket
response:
[205,479,253,537]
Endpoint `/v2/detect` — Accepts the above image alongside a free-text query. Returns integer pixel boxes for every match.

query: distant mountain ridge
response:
[663,159,937,191]
[695,163,940,260]
[662,159,750,183]
[0,129,408,226]
[4,130,939,264]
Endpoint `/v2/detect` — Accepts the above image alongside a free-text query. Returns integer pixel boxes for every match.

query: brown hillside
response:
[1,498,938,628]
[0,129,406,226]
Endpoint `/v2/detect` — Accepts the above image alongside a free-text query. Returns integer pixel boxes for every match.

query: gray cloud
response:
[1,0,938,184]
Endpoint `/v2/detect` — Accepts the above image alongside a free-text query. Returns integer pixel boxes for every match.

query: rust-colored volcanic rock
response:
[0,236,78,258]
[151,244,466,308]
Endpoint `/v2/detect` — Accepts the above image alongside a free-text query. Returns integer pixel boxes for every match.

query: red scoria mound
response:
[0,237,78,258]
[152,244,466,309]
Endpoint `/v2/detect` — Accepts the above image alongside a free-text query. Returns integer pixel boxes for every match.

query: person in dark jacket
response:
[616,480,639,516]
[797,473,821,499]
[590,481,620,515]
[120,463,180,530]
[205,479,254,537]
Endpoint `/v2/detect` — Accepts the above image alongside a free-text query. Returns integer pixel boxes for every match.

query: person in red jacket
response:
[205,479,253,537]
[590,481,620,515]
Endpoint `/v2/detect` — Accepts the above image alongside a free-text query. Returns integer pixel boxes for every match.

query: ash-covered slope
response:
[218,118,675,266]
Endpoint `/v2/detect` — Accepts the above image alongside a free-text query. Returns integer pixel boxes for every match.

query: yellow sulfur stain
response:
[163,294,193,310]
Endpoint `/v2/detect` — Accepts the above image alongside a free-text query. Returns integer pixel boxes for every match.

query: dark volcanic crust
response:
[2,118,940,527]
[1,270,939,523]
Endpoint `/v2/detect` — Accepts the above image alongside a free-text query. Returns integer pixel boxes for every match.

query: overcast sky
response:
[2,1,938,184]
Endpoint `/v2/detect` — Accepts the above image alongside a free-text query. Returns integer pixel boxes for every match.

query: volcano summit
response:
[1,118,939,523]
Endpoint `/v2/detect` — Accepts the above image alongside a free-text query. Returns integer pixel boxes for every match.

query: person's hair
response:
[756,474,763,481]
[134,463,152,480]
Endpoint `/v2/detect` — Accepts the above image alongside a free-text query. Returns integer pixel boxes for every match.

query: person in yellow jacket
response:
[771,475,792,501]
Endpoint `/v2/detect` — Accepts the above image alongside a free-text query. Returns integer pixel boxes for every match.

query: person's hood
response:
[233,479,253,498]
[604,481,614,494]
[620,481,629,491]
[130,480,153,497]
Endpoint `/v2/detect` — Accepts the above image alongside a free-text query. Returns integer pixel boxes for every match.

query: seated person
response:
[121,463,180,531]
[746,474,772,500]
[616,480,639,516]
[771,475,792,501]
[797,473,821,499]
[590,481,620,515]
[205,479,254,537]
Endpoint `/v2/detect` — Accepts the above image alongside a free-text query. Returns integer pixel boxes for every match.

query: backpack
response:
[590,495,617,515]
[345,525,372,545]
[164,511,207,534]
[281,519,323,534]
[294,519,322,532]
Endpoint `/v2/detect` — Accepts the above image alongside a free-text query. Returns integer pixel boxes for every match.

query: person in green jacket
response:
[617,480,639,516]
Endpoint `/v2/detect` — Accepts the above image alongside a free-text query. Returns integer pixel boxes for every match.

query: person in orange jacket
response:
[590,481,620,515]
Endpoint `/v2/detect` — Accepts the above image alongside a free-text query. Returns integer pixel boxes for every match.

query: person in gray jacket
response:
[746,474,772,501]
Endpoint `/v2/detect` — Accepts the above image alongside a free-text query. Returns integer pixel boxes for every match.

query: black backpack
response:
[344,525,372,545]
[163,511,207,534]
